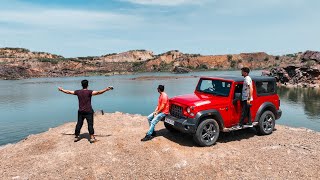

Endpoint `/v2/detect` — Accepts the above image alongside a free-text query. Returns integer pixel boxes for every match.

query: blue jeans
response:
[146,112,166,136]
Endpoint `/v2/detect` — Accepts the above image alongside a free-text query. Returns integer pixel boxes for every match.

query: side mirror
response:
[233,93,241,104]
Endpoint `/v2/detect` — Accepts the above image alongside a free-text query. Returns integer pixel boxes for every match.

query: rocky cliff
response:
[0,47,315,80]
[265,51,320,88]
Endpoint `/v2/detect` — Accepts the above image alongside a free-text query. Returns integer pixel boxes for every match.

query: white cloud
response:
[0,9,143,30]
[120,0,209,6]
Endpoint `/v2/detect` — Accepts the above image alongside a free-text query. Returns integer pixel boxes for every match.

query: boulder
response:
[172,66,190,74]
[301,51,320,63]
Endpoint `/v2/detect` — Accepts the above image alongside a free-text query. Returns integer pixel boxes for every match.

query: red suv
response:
[164,76,282,146]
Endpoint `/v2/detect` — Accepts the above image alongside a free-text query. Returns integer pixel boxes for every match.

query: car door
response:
[230,83,243,126]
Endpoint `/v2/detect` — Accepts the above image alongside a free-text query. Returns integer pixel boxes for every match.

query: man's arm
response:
[248,83,253,102]
[92,86,113,96]
[155,104,165,115]
[58,87,75,95]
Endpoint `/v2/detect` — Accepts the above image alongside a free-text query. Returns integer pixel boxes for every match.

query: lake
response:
[0,70,319,146]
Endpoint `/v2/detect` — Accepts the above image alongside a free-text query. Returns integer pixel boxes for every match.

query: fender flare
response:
[254,102,277,122]
[195,110,225,129]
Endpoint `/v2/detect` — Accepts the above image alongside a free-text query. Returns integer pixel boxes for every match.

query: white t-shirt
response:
[242,76,253,101]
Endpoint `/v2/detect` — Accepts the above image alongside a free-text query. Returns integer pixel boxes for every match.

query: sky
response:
[0,0,319,57]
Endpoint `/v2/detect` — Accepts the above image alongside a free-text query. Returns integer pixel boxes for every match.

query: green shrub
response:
[133,61,144,67]
[227,55,233,62]
[38,58,63,64]
[230,60,237,68]
[199,64,208,69]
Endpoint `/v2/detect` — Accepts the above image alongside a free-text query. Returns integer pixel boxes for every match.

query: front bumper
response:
[164,115,197,134]
[276,109,282,120]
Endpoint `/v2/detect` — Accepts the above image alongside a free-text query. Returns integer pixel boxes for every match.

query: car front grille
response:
[170,104,183,119]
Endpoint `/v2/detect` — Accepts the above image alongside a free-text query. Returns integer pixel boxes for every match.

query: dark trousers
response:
[239,101,252,126]
[75,111,94,136]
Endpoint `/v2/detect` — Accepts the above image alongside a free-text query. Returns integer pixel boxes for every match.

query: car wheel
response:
[193,119,220,147]
[256,110,275,135]
[164,122,179,133]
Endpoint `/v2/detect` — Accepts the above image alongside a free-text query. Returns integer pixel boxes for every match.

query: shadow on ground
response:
[157,127,259,147]
[62,133,111,142]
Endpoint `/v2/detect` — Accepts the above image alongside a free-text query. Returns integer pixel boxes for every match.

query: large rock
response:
[301,51,320,63]
[100,50,154,62]
[267,65,320,87]
[172,66,190,74]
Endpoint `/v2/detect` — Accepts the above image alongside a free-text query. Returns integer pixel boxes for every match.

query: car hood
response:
[170,93,227,107]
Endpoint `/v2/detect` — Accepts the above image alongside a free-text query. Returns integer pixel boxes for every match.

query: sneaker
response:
[245,123,253,128]
[90,138,97,143]
[74,136,80,142]
[236,124,243,129]
[152,131,156,137]
[141,135,153,142]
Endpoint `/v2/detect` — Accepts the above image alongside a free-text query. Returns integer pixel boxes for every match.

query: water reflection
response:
[278,86,320,119]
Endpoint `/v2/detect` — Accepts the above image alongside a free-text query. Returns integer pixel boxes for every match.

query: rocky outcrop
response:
[301,51,320,63]
[266,51,320,88]
[100,50,154,62]
[0,47,315,80]
[172,66,191,74]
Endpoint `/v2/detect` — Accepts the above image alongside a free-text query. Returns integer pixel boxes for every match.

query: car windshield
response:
[197,79,232,97]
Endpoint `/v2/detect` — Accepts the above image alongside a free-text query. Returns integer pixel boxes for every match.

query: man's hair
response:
[81,80,89,89]
[241,67,250,74]
[157,85,165,92]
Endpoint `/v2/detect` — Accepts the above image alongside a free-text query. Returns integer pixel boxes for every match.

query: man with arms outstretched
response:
[58,80,113,143]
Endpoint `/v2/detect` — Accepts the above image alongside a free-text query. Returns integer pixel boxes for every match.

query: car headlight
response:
[186,106,194,114]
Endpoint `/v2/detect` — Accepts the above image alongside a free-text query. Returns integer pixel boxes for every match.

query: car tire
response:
[193,119,220,147]
[164,122,179,133]
[256,110,275,135]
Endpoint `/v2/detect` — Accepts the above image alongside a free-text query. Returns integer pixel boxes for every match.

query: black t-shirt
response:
[74,89,93,113]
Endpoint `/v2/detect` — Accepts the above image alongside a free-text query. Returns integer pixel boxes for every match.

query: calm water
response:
[0,70,319,146]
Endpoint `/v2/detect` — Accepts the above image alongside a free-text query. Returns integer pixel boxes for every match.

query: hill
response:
[0,47,306,80]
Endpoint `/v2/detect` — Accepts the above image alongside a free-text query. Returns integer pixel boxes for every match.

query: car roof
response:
[199,75,276,82]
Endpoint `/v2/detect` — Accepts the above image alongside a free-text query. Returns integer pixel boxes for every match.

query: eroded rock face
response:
[0,47,316,80]
[172,66,191,74]
[266,51,320,88]
[100,50,154,62]
[301,51,320,63]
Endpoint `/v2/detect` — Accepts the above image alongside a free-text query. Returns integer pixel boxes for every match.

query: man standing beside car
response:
[238,67,253,128]
[141,85,169,141]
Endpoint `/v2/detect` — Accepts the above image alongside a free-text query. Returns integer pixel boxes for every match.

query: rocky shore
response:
[264,51,320,88]
[0,113,319,179]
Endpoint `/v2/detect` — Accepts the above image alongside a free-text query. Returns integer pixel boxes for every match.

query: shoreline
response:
[277,82,320,89]
[0,114,319,148]
[0,112,319,148]
[1,112,320,179]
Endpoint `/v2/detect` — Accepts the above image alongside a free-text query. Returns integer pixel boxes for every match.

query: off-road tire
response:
[256,110,275,135]
[193,119,220,147]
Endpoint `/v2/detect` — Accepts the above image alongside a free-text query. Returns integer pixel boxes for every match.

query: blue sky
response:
[0,0,319,57]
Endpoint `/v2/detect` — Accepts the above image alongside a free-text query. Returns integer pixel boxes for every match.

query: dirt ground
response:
[0,112,319,180]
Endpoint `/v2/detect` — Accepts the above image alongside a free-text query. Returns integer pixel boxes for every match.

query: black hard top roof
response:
[199,75,276,82]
